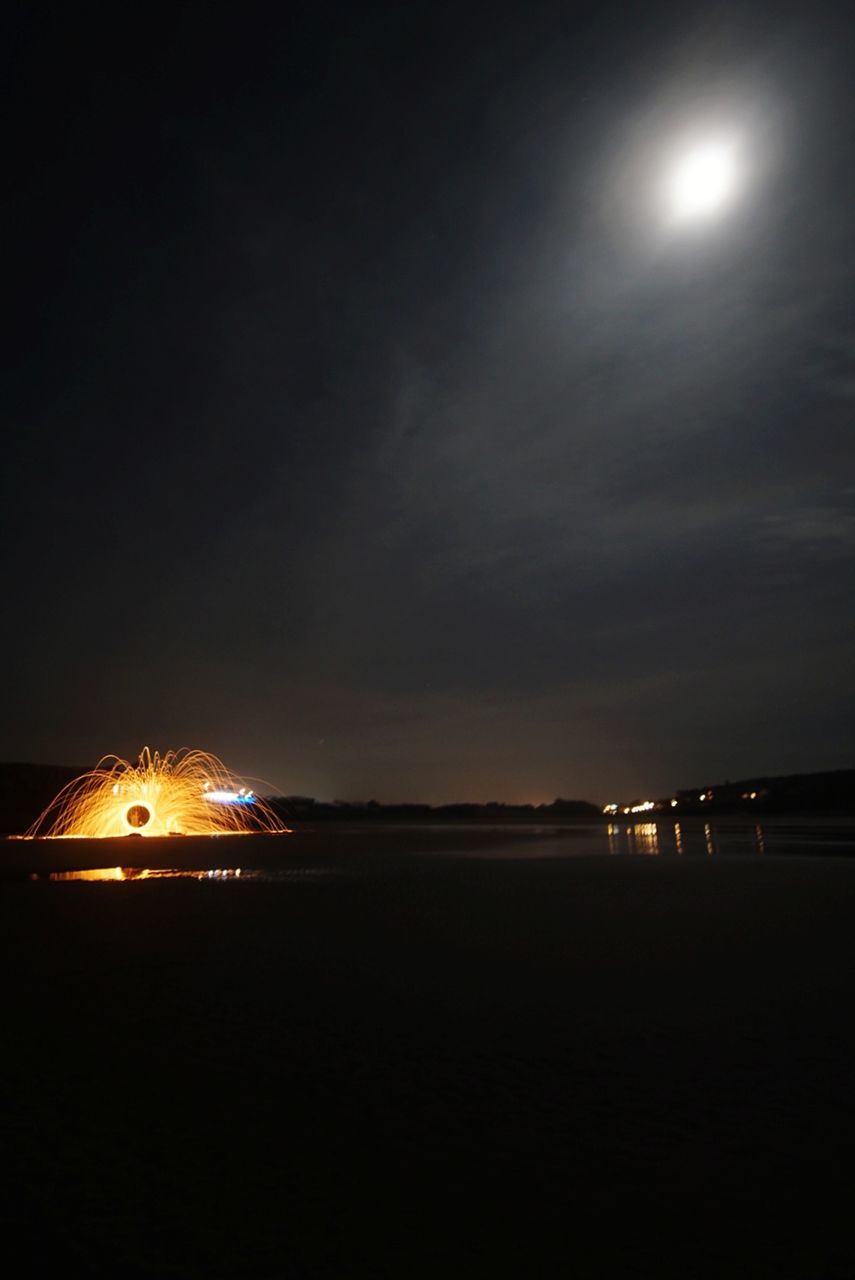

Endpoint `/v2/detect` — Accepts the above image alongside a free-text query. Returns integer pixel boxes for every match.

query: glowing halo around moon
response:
[24,747,289,839]
[664,135,742,225]
[605,104,765,247]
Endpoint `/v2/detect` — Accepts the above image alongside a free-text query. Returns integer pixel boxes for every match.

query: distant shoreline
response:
[1,762,853,838]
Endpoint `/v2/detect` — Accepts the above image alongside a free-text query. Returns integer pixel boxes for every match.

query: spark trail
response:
[25,747,288,838]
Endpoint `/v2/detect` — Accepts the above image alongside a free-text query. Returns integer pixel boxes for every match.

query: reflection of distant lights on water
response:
[633,822,659,855]
[704,823,715,855]
[674,822,684,855]
[606,822,661,855]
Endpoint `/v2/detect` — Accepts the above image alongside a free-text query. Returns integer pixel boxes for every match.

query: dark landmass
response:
[268,794,600,825]
[672,768,855,815]
[0,761,86,836]
[1,762,854,835]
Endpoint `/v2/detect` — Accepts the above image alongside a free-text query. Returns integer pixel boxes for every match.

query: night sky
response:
[4,1,854,803]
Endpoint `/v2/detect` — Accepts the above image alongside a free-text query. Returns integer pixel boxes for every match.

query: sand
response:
[2,827,854,1277]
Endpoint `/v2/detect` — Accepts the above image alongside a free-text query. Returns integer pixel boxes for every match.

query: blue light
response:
[203,790,256,805]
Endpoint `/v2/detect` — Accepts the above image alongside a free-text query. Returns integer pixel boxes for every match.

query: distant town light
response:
[606,799,659,816]
[670,799,678,808]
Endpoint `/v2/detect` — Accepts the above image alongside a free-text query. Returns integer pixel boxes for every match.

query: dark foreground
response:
[2,828,854,1277]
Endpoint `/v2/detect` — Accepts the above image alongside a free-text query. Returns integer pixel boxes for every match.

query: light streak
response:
[24,747,288,839]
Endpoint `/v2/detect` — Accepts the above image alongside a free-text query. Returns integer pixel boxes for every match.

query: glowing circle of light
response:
[666,138,740,223]
[24,747,289,839]
[124,803,152,831]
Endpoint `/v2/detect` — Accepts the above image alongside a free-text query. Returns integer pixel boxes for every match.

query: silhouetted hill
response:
[269,797,601,824]
[0,762,89,835]
[674,769,855,814]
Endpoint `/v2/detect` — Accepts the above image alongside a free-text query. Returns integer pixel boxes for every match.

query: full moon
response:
[666,139,740,223]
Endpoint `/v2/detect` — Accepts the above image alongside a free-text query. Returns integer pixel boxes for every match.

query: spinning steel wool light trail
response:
[25,747,288,838]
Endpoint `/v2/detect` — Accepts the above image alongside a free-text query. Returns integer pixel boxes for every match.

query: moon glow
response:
[666,139,740,223]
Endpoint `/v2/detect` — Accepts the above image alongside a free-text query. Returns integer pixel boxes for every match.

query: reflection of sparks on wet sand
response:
[44,867,245,882]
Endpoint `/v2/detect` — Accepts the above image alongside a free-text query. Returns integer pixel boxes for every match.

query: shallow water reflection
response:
[44,867,245,882]
[607,822,659,854]
[602,819,855,857]
[12,818,855,884]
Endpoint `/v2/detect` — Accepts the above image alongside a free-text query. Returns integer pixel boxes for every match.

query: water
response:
[11,815,855,882]
[4,815,855,1277]
[604,816,855,856]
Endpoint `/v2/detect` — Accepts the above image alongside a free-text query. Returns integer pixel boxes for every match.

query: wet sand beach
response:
[3,825,854,1277]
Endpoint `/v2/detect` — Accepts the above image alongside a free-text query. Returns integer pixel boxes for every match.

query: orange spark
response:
[25,747,288,838]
